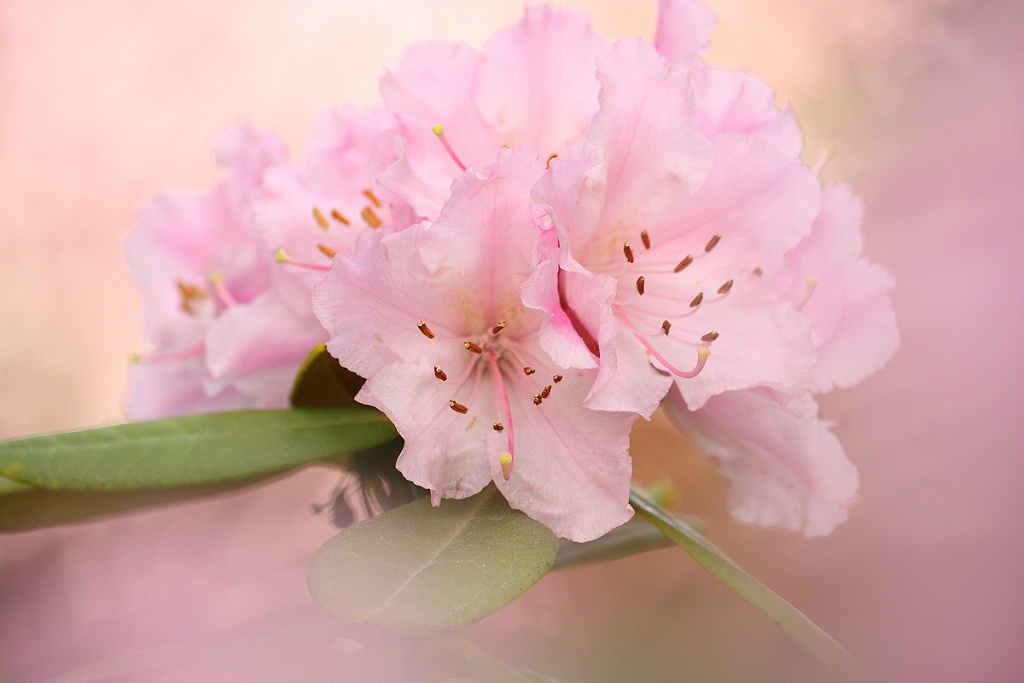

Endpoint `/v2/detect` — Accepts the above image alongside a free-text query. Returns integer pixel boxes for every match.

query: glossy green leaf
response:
[629,489,860,673]
[309,486,557,636]
[290,344,366,408]
[0,408,397,491]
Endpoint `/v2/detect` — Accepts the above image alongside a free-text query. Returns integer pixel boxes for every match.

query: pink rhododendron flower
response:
[126,124,289,419]
[313,148,636,542]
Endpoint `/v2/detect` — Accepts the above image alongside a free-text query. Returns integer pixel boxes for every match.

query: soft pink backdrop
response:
[1,1,1021,681]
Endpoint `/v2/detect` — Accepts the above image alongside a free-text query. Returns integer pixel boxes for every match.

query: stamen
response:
[449,399,469,414]
[546,153,558,169]
[275,250,331,272]
[362,189,382,208]
[486,350,516,480]
[615,304,712,379]
[533,394,543,405]
[541,385,552,399]
[493,422,504,432]
[208,271,237,308]
[623,242,635,264]
[417,321,435,339]
[176,280,208,315]
[434,365,448,381]
[361,207,382,229]
[491,320,507,335]
[662,320,672,335]
[330,209,351,225]
[797,276,820,310]
[701,331,720,342]
[132,341,205,365]
[523,367,536,375]
[689,292,704,308]
[432,124,467,171]
[752,267,764,277]
[674,254,694,273]
[641,230,651,249]
[317,244,337,259]
[464,341,484,354]
[717,279,734,295]
[704,233,722,253]
[636,276,646,296]
[312,207,330,230]
[552,374,563,383]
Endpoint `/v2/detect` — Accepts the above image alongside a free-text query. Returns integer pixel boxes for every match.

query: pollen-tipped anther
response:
[362,189,382,208]
[533,394,543,405]
[689,292,704,308]
[330,209,351,225]
[661,320,672,335]
[623,242,634,263]
[523,366,536,375]
[434,365,447,381]
[636,276,646,295]
[449,399,469,414]
[493,422,504,432]
[491,320,507,335]
[317,244,337,259]
[640,230,651,249]
[717,279,734,295]
[464,340,483,354]
[704,233,722,252]
[701,331,720,343]
[674,254,694,273]
[552,374,563,383]
[361,207,382,229]
[312,207,330,230]
[541,385,552,399]
[417,321,435,339]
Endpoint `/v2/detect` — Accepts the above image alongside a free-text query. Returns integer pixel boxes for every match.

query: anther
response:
[449,399,469,414]
[662,320,672,335]
[704,233,722,253]
[546,153,558,169]
[717,279,734,295]
[541,385,552,399]
[464,340,483,354]
[317,244,337,258]
[797,276,820,310]
[417,321,435,339]
[432,124,467,171]
[552,374,562,383]
[523,367,536,375]
[361,207,382,229]
[330,209,351,225]
[674,254,694,273]
[752,267,764,277]
[689,292,704,308]
[312,207,330,230]
[533,394,543,405]
[176,280,208,315]
[491,320,506,335]
[623,242,635,264]
[362,189,382,208]
[701,331,720,342]
[641,230,651,249]
[493,422,504,432]
[636,276,645,296]
[499,451,513,481]
[434,365,448,381]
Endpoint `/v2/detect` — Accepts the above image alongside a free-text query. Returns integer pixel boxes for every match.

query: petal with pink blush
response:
[665,386,859,537]
[654,0,716,65]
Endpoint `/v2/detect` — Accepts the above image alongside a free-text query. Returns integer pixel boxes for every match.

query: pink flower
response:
[126,124,288,419]
[313,148,636,542]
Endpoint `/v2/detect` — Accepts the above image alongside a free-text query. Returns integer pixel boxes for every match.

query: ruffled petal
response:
[665,386,859,537]
[654,0,716,65]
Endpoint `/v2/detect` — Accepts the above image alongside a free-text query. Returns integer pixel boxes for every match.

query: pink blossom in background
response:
[1,1,1021,682]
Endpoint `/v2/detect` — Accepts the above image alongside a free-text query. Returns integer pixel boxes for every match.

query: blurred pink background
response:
[1,1,1021,681]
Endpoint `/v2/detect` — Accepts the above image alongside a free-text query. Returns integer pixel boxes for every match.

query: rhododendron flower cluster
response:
[127,0,896,542]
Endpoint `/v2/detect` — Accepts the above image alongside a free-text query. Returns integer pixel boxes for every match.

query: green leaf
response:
[308,486,557,636]
[629,489,860,674]
[0,476,32,496]
[0,408,397,491]
[551,516,705,571]
[290,344,366,408]
[0,475,276,532]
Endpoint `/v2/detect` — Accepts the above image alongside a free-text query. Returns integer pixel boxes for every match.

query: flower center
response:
[417,317,564,481]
